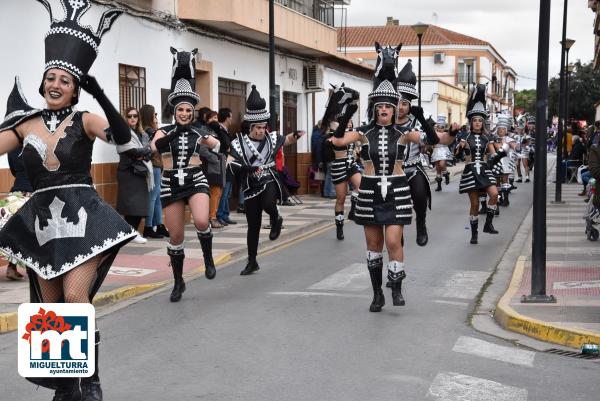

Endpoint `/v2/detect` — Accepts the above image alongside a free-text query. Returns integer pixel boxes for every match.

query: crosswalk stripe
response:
[427,372,528,401]
[452,336,535,367]
[308,263,369,291]
[434,271,489,300]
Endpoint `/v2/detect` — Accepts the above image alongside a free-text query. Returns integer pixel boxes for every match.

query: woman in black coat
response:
[116,107,152,243]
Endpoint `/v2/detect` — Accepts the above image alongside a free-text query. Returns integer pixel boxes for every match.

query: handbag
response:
[314,169,325,181]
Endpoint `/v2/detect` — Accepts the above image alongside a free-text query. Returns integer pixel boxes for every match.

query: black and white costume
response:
[228,85,285,275]
[458,133,497,193]
[156,52,218,303]
[396,61,431,246]
[0,1,126,398]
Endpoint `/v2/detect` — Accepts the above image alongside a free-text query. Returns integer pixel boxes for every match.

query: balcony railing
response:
[275,0,335,27]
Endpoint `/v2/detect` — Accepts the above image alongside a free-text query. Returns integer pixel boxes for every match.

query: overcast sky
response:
[343,1,594,90]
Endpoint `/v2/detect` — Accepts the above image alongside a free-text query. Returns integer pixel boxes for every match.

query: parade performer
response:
[431,115,453,192]
[151,49,224,302]
[228,86,304,275]
[331,79,454,312]
[0,1,130,399]
[320,83,361,240]
[456,85,507,245]
[493,114,518,207]
[395,61,432,246]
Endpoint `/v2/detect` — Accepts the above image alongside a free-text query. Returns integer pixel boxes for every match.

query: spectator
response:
[140,104,169,238]
[563,135,586,182]
[4,146,33,280]
[214,108,237,225]
[116,107,152,244]
[588,144,600,207]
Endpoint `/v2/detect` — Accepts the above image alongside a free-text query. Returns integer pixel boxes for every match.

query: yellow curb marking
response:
[495,256,600,349]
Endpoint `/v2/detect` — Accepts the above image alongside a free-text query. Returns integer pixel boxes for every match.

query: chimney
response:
[386,17,399,26]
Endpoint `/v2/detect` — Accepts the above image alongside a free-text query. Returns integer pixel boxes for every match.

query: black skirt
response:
[330,157,361,185]
[160,166,210,207]
[0,184,137,280]
[458,163,497,194]
[353,175,412,226]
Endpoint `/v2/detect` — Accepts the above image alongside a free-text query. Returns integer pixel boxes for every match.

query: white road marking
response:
[452,336,535,367]
[308,263,369,291]
[427,372,528,401]
[434,271,489,300]
[553,280,600,290]
[433,300,470,308]
[269,291,370,299]
[108,267,157,277]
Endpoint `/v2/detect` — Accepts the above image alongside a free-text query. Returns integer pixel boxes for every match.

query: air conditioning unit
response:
[433,52,445,64]
[304,64,324,92]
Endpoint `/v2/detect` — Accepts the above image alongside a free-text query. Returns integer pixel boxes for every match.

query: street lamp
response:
[465,58,474,94]
[563,42,575,161]
[411,22,428,107]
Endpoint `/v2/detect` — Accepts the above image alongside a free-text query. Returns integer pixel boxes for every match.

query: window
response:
[119,64,146,115]
[457,59,476,87]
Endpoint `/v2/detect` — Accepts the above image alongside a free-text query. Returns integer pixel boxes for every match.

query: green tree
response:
[548,60,600,124]
[514,89,536,115]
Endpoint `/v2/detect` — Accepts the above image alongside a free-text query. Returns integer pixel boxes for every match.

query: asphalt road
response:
[1,177,599,401]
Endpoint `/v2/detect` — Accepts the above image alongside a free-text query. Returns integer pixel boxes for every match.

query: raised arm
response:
[330,130,362,147]
[0,129,21,156]
[284,130,305,146]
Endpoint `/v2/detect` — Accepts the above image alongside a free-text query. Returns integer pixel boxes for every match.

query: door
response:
[218,78,247,135]
[282,91,298,180]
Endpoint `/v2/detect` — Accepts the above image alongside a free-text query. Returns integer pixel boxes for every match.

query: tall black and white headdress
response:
[244,85,270,124]
[496,114,511,130]
[37,0,123,81]
[466,84,488,120]
[167,78,201,109]
[368,79,400,109]
[396,60,419,102]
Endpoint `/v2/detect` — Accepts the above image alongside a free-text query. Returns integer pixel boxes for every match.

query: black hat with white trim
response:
[396,60,419,101]
[368,79,400,108]
[244,85,270,123]
[466,84,488,120]
[167,78,201,108]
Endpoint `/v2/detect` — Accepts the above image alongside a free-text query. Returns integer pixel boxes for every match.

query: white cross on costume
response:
[377,175,392,199]
[173,169,187,186]
[47,114,59,132]
[69,0,85,19]
[378,126,389,175]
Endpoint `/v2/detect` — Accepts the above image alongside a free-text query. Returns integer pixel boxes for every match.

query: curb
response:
[494,256,600,349]
[0,219,331,333]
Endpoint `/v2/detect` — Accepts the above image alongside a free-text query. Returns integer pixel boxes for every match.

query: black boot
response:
[335,212,344,240]
[483,208,499,234]
[478,200,487,215]
[198,229,216,280]
[167,246,185,302]
[269,215,283,240]
[156,224,170,237]
[502,190,510,207]
[367,257,384,312]
[51,379,81,401]
[143,226,163,239]
[416,216,428,246]
[435,177,442,192]
[240,256,260,275]
[81,330,102,401]
[388,261,406,306]
[497,191,504,206]
[470,219,478,244]
[510,177,517,190]
[444,171,450,185]
[348,193,357,221]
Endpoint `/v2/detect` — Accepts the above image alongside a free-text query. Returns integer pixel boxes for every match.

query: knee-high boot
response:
[483,206,499,234]
[502,188,510,207]
[388,261,406,306]
[348,192,358,221]
[478,196,488,215]
[167,244,185,302]
[198,228,216,279]
[470,216,478,244]
[80,330,102,401]
[335,211,344,240]
[443,170,450,185]
[44,378,80,401]
[367,252,384,312]
[416,215,428,246]
[435,176,443,192]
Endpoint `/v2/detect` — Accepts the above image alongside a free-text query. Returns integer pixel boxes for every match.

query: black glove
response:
[123,147,152,161]
[487,146,508,168]
[333,104,358,138]
[241,164,259,173]
[80,75,131,145]
[410,105,439,145]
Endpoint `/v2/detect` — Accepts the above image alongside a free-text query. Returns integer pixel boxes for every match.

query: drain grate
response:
[546,348,600,360]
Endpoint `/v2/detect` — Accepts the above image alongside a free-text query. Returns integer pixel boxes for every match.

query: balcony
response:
[177,0,339,57]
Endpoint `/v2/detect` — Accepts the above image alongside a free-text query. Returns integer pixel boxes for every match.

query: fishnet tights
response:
[36,255,101,303]
[363,225,404,261]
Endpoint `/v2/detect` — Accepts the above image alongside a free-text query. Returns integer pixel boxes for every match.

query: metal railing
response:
[275,0,335,27]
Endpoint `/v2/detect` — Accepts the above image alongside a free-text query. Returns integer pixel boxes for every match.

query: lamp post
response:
[556,37,575,200]
[411,22,428,107]
[269,0,277,130]
[564,61,575,158]
[522,0,555,304]
[466,59,473,94]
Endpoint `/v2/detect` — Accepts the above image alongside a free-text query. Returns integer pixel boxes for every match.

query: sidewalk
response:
[495,180,600,349]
